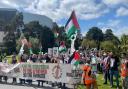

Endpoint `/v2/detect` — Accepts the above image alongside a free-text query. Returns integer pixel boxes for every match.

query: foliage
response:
[3,12,24,55]
[86,27,104,49]
[81,39,97,49]
[104,29,120,46]
[29,37,40,54]
[100,41,117,52]
[23,21,55,53]
[120,34,128,53]
[41,26,55,52]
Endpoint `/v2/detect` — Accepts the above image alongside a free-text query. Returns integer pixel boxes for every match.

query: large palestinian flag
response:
[65,11,80,39]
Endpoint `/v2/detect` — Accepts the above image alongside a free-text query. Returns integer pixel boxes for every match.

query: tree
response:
[104,29,120,46]
[86,27,104,49]
[29,37,40,54]
[81,39,97,49]
[120,34,128,53]
[3,12,24,55]
[24,21,43,39]
[100,41,119,55]
[41,26,55,52]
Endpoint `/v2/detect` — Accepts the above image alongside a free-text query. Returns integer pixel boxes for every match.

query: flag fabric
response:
[65,10,80,39]
[54,32,59,38]
[59,41,66,53]
[68,51,80,66]
[29,48,33,54]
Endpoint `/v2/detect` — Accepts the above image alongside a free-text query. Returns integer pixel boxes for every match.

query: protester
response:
[81,60,98,89]
[11,54,17,84]
[102,52,110,84]
[121,56,128,89]
[109,55,120,89]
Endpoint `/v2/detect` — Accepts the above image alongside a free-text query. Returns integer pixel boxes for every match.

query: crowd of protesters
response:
[0,49,128,89]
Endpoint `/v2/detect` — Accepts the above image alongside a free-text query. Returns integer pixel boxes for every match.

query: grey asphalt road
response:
[0,83,59,89]
[0,79,74,89]
[0,79,59,89]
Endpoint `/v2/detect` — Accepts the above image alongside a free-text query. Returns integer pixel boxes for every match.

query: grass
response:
[4,55,20,64]
[77,73,122,89]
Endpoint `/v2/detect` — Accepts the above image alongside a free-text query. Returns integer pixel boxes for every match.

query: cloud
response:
[98,19,121,28]
[0,0,109,21]
[102,0,128,6]
[97,19,128,37]
[116,7,128,16]
[0,0,31,9]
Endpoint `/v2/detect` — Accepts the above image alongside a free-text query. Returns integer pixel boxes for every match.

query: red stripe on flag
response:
[72,11,80,29]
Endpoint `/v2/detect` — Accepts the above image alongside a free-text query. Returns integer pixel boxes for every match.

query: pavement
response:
[0,84,57,89]
[0,78,73,89]
[0,78,59,89]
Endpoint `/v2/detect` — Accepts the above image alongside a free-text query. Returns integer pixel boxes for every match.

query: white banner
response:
[0,63,82,84]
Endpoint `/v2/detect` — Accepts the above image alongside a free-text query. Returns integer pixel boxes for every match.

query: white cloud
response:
[102,0,128,6]
[116,7,128,16]
[98,19,128,37]
[0,0,109,21]
[98,19,121,28]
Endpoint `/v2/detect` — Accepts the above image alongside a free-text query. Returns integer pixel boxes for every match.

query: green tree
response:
[29,37,39,54]
[100,41,118,55]
[81,39,97,49]
[86,27,104,49]
[41,26,55,52]
[104,29,120,46]
[3,12,24,54]
[120,34,128,53]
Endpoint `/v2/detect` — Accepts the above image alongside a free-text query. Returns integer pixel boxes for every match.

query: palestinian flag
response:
[65,11,80,39]
[59,41,66,53]
[54,32,59,38]
[68,51,80,66]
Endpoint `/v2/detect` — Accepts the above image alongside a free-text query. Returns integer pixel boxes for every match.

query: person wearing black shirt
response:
[109,55,120,89]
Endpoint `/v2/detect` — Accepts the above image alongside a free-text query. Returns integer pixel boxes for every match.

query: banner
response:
[53,47,59,57]
[48,48,53,56]
[0,63,21,77]
[0,63,82,84]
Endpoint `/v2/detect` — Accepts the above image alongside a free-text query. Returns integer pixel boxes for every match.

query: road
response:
[0,79,59,89]
[0,83,58,89]
[0,79,73,89]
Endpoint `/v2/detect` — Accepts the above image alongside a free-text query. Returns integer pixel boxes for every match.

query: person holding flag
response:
[65,10,80,67]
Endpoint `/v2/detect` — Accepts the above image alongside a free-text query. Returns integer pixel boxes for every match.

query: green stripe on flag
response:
[66,25,77,39]
[74,61,79,66]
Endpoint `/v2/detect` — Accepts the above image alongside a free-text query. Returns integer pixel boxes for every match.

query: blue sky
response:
[0,0,128,37]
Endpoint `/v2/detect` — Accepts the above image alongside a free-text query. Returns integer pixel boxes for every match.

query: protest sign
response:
[48,48,53,56]
[0,63,82,84]
[53,47,59,57]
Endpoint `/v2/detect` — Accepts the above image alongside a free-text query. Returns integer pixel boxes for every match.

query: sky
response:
[0,0,128,37]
